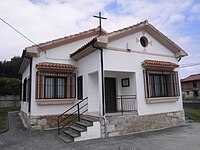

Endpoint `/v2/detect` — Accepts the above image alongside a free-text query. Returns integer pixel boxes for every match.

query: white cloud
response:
[180,65,200,79]
[177,36,191,46]
[0,0,199,78]
[191,3,200,13]
[0,0,192,59]
[168,14,185,23]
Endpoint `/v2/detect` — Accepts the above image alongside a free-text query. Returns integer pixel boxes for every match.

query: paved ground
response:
[0,112,200,150]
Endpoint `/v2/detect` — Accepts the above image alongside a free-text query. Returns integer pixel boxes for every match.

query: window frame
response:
[144,70,180,103]
[36,71,76,100]
[148,73,169,97]
[44,76,67,99]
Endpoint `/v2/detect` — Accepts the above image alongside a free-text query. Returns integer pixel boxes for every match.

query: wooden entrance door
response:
[105,78,116,113]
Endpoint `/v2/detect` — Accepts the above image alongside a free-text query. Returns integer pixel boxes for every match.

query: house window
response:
[45,77,66,99]
[193,81,197,88]
[140,36,148,47]
[36,72,76,99]
[194,91,198,97]
[22,78,30,102]
[22,78,27,102]
[77,76,83,100]
[186,91,190,95]
[144,70,180,98]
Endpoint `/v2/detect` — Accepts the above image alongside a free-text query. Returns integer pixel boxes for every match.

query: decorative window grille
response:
[36,72,76,99]
[144,70,180,98]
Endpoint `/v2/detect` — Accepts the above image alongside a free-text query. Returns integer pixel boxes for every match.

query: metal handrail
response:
[116,95,137,114]
[57,97,88,135]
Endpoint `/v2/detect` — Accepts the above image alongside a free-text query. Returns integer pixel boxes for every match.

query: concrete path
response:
[0,112,200,150]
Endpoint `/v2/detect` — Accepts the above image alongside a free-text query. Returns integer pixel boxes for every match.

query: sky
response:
[0,0,200,79]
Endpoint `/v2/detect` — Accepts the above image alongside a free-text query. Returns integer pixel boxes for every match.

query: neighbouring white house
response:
[19,20,187,141]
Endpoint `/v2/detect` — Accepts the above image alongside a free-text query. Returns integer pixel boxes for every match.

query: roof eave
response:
[18,50,32,74]
[104,20,188,58]
[25,46,40,57]
[25,27,108,54]
[145,24,188,58]
[70,36,108,61]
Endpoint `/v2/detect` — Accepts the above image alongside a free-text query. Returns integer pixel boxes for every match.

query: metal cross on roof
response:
[93,12,107,35]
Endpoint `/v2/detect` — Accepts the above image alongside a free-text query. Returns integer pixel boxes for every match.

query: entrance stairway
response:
[57,97,101,143]
[58,115,100,143]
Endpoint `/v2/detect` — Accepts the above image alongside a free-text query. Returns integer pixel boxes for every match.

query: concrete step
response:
[59,115,100,143]
[81,115,100,122]
[76,120,93,127]
[58,134,73,143]
[63,128,80,138]
[70,124,87,132]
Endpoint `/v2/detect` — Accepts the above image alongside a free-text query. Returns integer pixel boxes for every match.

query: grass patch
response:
[0,106,20,131]
[184,108,200,120]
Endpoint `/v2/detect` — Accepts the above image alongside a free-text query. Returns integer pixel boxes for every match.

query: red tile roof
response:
[71,21,148,58]
[142,60,179,68]
[181,74,200,82]
[70,20,187,60]
[106,20,148,37]
[36,62,77,71]
[26,26,107,51]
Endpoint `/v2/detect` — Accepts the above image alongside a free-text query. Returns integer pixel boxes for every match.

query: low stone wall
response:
[19,111,61,130]
[19,110,185,136]
[101,111,185,137]
[19,112,79,130]
[30,115,59,130]
[0,95,20,107]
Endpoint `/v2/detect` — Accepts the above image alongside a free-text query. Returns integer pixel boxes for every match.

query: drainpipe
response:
[91,43,105,116]
[92,42,108,138]
[102,115,108,138]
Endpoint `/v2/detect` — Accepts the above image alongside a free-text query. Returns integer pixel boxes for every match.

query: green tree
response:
[0,77,21,95]
[0,56,21,79]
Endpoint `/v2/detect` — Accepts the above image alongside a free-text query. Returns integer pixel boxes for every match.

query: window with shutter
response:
[36,72,76,99]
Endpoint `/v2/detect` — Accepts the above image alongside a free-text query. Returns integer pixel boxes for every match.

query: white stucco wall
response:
[88,72,99,113]
[77,50,102,115]
[26,36,97,116]
[21,63,30,114]
[104,30,183,116]
[107,30,175,56]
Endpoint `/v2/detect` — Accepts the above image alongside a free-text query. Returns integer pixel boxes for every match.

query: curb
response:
[185,114,200,122]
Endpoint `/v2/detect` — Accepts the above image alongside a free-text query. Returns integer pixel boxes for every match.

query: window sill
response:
[36,99,77,105]
[146,97,179,104]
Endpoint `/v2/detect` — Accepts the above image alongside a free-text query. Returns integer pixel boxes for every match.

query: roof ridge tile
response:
[26,26,104,50]
[182,73,200,82]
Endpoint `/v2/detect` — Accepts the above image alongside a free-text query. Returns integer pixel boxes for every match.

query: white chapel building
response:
[19,20,187,142]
